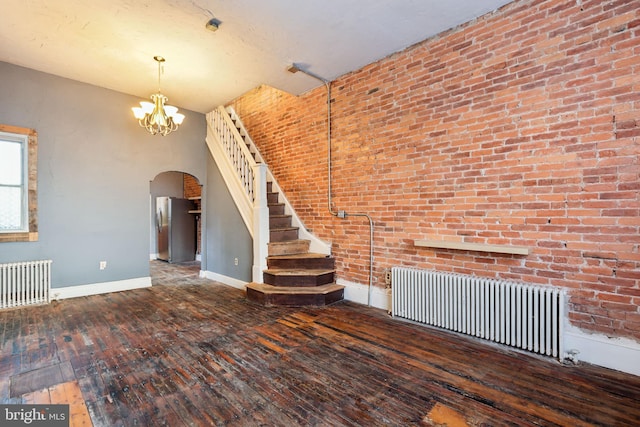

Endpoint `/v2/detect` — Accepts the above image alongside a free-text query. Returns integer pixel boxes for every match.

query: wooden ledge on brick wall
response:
[414,239,529,256]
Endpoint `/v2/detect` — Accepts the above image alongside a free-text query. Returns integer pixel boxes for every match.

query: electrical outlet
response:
[99,261,107,270]
[234,258,239,266]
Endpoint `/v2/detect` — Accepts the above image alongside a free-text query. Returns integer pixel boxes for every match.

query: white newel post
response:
[252,163,269,283]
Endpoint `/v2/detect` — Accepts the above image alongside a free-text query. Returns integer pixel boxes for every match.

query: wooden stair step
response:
[267,192,279,204]
[246,282,344,307]
[263,269,335,287]
[270,226,298,231]
[269,226,299,242]
[268,253,330,259]
[269,214,293,228]
[267,253,335,270]
[268,203,285,215]
[268,239,310,256]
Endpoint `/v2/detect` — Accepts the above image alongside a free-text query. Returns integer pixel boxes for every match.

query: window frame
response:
[0,124,38,242]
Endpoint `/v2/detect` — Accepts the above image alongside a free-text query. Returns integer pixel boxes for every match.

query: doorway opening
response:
[150,171,202,283]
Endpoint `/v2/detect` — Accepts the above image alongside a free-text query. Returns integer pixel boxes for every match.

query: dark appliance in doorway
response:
[156,197,196,263]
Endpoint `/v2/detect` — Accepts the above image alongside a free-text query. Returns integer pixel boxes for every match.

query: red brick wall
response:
[183,174,202,255]
[183,173,201,199]
[229,0,640,340]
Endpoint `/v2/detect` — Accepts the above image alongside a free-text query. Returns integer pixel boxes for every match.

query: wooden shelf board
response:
[414,239,529,255]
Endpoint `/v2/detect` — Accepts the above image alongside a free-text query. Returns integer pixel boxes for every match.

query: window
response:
[0,125,38,242]
[0,131,28,231]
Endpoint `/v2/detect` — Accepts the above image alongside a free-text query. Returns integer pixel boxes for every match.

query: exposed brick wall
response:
[229,0,640,340]
[183,173,201,199]
[183,173,202,255]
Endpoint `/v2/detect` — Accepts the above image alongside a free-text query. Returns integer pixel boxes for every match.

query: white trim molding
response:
[51,277,152,300]
[563,325,640,377]
[201,270,247,290]
[338,278,391,311]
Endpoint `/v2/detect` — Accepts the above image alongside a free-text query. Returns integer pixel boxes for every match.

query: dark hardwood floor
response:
[1,260,639,426]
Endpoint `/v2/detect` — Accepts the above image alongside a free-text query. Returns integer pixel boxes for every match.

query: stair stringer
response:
[226,106,331,256]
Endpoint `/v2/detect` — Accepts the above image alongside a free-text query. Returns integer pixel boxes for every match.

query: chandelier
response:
[132,56,185,136]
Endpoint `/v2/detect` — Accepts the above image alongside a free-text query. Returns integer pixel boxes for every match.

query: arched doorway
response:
[150,171,202,264]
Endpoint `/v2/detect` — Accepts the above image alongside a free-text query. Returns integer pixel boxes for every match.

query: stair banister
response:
[211,106,258,201]
[205,111,252,230]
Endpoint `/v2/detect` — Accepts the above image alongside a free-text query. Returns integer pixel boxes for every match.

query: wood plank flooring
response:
[1,260,639,426]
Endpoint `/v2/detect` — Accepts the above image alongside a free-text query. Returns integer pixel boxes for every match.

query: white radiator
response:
[391,267,565,358]
[0,260,52,309]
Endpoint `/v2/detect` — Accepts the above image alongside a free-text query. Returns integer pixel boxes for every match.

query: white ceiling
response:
[1,0,514,114]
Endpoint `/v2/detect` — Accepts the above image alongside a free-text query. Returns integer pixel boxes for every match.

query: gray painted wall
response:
[205,154,252,282]
[0,61,212,288]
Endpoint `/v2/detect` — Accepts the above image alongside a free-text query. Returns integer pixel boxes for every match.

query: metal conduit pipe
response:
[287,63,337,216]
[287,63,375,306]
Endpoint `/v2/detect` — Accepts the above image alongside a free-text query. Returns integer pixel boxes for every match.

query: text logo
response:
[0,405,69,426]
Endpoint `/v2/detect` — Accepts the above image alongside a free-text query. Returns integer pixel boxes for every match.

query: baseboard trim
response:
[201,270,247,290]
[564,326,640,376]
[51,277,152,300]
[338,279,391,311]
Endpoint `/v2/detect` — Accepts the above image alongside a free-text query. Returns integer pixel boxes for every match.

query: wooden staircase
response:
[215,106,343,307]
[246,182,344,306]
